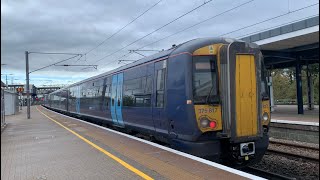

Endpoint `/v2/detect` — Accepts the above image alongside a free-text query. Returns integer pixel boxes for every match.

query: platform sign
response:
[16,87,24,93]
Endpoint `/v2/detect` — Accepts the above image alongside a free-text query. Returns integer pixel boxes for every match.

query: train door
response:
[219,42,262,140]
[75,86,81,114]
[111,73,124,127]
[152,60,168,134]
[235,54,258,137]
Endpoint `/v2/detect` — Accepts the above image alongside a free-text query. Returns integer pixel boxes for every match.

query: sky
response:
[1,0,319,87]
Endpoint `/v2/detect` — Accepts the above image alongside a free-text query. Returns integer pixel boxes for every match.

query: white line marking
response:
[271,119,319,126]
[43,107,266,180]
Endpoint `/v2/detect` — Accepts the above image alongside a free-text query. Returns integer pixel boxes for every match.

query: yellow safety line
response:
[36,107,154,180]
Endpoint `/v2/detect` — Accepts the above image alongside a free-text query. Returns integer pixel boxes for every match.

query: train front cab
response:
[171,41,270,166]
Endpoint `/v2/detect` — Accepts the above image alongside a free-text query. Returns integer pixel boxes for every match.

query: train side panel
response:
[166,53,199,140]
[122,63,154,132]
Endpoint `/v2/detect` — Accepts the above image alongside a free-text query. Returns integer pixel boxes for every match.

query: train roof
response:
[52,37,257,93]
[78,46,175,85]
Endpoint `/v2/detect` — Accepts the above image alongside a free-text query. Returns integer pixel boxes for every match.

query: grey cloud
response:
[1,0,318,85]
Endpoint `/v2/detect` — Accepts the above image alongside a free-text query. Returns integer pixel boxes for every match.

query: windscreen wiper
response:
[206,86,214,105]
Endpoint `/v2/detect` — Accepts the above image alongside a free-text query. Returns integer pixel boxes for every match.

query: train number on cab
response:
[198,107,218,114]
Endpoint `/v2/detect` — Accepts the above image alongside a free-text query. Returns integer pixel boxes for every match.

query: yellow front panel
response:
[262,100,271,126]
[192,44,224,133]
[194,105,222,132]
[193,44,222,56]
[236,55,258,137]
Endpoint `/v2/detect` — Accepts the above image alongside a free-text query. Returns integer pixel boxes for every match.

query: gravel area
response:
[249,138,319,179]
[252,153,319,180]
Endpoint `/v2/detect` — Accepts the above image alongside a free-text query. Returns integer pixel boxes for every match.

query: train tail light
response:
[209,121,216,129]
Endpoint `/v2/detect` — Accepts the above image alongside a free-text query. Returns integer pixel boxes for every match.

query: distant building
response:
[35,86,61,105]
[6,84,37,105]
[3,90,19,115]
[4,83,62,105]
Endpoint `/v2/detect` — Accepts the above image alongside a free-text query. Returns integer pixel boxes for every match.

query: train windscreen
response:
[192,56,219,104]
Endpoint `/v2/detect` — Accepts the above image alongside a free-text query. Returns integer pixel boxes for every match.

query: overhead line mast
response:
[25,51,83,119]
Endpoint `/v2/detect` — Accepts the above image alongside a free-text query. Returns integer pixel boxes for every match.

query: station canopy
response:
[241,16,319,69]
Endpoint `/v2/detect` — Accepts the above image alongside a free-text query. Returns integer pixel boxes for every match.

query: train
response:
[44,37,271,167]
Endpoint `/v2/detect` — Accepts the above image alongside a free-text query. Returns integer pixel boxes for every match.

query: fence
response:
[1,88,5,128]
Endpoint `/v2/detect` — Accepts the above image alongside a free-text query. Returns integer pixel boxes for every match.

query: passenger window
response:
[156,69,165,107]
[123,64,152,107]
[102,77,112,109]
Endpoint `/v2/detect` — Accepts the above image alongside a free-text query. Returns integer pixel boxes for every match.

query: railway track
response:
[267,149,319,162]
[269,140,319,151]
[268,141,319,162]
[246,140,320,179]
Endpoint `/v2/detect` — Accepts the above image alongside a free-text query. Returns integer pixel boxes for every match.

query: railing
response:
[275,99,319,105]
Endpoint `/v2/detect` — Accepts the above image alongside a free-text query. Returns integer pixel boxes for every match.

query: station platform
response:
[1,106,263,180]
[271,105,319,125]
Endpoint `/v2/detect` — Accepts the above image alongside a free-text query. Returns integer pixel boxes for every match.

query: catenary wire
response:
[94,0,215,64]
[219,3,319,37]
[84,0,164,55]
[99,2,318,70]
[98,0,255,68]
[134,2,318,53]
[235,14,319,39]
[62,2,319,84]
[29,55,80,74]
[136,2,318,52]
[134,0,255,52]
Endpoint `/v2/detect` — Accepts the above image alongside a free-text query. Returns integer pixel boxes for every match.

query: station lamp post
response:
[25,51,30,119]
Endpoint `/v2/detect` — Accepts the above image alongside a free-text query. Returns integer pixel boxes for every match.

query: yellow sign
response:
[194,105,222,132]
[16,87,24,92]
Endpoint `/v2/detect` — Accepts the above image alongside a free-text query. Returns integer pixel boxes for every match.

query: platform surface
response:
[1,106,261,180]
[271,105,319,123]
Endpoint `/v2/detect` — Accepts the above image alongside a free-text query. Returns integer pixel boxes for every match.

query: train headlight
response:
[262,112,269,121]
[200,119,210,128]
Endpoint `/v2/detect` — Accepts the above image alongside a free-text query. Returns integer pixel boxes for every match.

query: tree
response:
[271,63,319,105]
